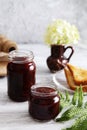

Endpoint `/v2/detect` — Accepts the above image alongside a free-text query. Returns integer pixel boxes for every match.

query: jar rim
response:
[31,84,57,97]
[8,49,34,63]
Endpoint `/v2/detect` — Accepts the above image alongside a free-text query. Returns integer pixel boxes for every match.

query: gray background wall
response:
[0,0,87,44]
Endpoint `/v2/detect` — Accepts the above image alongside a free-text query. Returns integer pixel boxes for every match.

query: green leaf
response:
[65,91,70,102]
[78,86,83,107]
[72,87,79,105]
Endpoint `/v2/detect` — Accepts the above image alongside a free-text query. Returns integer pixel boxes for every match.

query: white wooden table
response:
[0,43,87,130]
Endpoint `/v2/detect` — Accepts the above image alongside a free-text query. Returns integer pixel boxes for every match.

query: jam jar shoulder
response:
[7,61,36,72]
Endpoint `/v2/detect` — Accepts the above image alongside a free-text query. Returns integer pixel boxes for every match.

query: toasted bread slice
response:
[64,67,87,92]
[67,63,87,85]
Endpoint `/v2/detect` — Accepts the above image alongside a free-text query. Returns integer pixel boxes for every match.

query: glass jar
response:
[29,84,60,120]
[7,50,36,102]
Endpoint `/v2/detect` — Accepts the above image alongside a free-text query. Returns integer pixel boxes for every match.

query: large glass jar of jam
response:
[7,50,36,102]
[29,84,60,120]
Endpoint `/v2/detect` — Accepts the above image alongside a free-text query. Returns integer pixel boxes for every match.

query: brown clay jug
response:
[47,44,74,73]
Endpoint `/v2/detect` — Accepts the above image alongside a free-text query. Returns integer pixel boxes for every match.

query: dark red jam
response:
[7,50,36,102]
[29,86,60,120]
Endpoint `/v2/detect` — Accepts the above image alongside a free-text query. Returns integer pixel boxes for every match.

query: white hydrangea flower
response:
[44,19,80,45]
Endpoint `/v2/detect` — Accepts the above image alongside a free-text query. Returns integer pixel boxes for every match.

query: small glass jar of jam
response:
[7,50,36,102]
[29,84,60,120]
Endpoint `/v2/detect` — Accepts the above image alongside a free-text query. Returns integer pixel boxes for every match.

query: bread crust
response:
[64,67,76,90]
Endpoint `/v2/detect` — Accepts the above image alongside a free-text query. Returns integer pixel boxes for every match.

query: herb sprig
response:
[56,87,87,130]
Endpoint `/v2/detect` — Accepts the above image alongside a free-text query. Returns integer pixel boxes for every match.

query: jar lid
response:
[31,84,58,97]
[8,50,34,63]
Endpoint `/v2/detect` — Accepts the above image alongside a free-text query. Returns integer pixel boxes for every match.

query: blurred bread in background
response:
[0,62,8,77]
[0,35,18,77]
[0,35,18,53]
[0,52,8,62]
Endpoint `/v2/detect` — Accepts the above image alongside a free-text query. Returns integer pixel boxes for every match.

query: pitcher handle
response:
[64,46,74,61]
